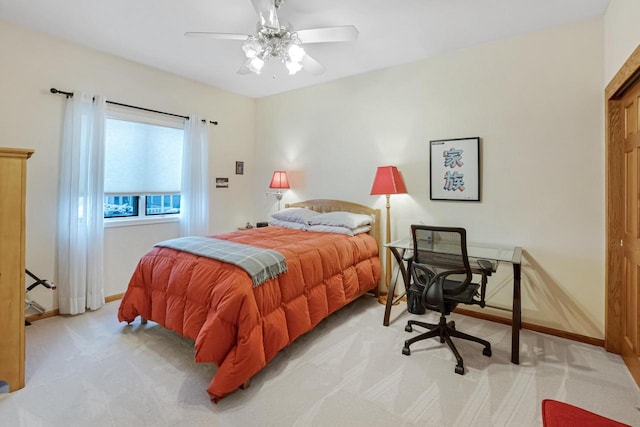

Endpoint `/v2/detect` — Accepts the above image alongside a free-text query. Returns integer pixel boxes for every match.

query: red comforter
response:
[117,226,381,401]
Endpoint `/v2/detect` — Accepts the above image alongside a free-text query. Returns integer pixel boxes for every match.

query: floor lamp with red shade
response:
[370,165,407,304]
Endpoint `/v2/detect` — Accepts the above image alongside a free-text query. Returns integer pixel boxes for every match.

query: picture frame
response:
[215,177,229,188]
[235,161,244,175]
[429,137,480,201]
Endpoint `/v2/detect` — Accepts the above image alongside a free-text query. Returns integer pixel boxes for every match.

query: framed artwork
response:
[235,161,244,175]
[215,177,229,188]
[429,137,480,201]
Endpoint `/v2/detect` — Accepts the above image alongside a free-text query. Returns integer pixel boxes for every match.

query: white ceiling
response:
[0,0,610,99]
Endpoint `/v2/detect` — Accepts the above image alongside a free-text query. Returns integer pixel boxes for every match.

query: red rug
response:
[542,399,629,427]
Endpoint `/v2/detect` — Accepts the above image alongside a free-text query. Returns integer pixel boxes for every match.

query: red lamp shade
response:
[269,171,290,189]
[370,166,407,195]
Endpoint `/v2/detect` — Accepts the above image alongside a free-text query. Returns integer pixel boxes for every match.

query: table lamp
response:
[267,170,290,211]
[370,165,407,304]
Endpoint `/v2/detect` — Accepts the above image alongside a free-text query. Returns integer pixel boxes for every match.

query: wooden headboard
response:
[285,199,382,253]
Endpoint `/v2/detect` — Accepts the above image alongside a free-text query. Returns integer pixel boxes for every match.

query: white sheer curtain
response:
[56,92,106,314]
[180,115,210,237]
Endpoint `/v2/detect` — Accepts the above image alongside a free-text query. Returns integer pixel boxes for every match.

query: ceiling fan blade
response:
[301,54,326,76]
[296,25,359,44]
[184,32,250,41]
[251,0,280,29]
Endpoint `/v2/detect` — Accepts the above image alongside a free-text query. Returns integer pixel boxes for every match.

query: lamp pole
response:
[381,194,392,304]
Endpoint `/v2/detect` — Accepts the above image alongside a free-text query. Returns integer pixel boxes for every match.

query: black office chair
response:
[402,225,494,374]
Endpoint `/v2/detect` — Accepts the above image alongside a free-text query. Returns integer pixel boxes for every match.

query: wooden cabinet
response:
[0,147,34,392]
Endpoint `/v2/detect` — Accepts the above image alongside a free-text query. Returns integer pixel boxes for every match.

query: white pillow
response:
[350,225,372,235]
[307,224,371,236]
[271,207,319,224]
[306,211,373,229]
[269,218,308,230]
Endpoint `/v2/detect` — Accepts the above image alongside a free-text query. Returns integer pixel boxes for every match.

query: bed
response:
[117,199,382,402]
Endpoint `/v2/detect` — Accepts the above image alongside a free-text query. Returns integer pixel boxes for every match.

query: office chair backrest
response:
[410,225,473,295]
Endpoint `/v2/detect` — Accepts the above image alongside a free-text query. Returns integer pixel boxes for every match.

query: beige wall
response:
[0,20,256,313]
[605,0,640,83]
[2,12,622,339]
[255,19,606,338]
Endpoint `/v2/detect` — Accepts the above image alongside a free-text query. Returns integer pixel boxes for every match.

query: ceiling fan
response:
[185,0,358,76]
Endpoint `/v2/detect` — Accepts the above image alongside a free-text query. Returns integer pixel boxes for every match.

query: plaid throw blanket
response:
[154,236,288,287]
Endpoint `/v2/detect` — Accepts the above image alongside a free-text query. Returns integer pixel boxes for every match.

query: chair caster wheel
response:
[402,346,411,356]
[455,365,464,375]
[483,347,492,357]
[405,324,413,332]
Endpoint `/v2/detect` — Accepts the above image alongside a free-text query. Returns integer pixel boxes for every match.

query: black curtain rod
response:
[50,88,218,125]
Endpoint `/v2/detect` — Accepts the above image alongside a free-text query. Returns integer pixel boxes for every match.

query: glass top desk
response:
[384,237,523,364]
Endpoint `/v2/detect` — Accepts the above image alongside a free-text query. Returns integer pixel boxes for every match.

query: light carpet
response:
[0,297,638,426]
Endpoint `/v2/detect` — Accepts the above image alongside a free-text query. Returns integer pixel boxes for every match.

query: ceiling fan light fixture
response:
[242,37,262,59]
[287,43,305,62]
[240,26,306,75]
[285,41,305,75]
[248,56,265,74]
[285,59,303,75]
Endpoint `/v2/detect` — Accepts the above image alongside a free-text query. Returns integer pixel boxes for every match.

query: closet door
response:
[0,147,34,392]
[622,81,640,385]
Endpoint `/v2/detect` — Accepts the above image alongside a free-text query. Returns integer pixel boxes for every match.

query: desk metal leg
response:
[383,247,407,326]
[511,262,521,364]
[383,282,396,326]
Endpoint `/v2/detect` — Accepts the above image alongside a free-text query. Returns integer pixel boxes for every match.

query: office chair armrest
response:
[476,259,493,276]
[410,262,436,289]
[410,262,438,308]
[431,270,468,313]
[432,268,471,298]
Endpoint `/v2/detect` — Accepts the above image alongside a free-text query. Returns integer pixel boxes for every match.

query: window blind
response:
[104,118,183,194]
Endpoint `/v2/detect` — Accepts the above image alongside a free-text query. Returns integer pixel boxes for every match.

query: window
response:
[104,195,139,218]
[145,194,181,215]
[104,106,184,221]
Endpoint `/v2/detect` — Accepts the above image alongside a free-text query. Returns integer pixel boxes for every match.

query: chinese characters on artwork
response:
[442,148,465,192]
[430,137,479,201]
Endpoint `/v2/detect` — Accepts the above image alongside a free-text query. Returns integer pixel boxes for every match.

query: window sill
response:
[104,215,180,228]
